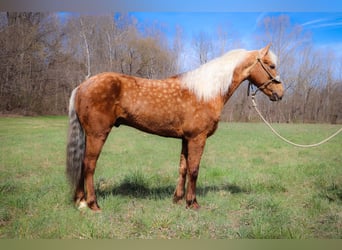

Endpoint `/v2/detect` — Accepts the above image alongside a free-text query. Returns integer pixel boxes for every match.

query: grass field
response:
[0,116,341,239]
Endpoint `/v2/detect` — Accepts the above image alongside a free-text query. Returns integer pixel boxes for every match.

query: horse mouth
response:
[270,92,282,102]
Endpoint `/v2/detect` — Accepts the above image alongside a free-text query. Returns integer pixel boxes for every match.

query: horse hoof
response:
[89,203,102,212]
[173,195,184,205]
[87,201,101,212]
[77,200,88,210]
[186,200,201,210]
[186,204,201,210]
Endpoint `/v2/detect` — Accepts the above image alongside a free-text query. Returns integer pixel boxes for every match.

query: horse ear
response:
[259,43,271,57]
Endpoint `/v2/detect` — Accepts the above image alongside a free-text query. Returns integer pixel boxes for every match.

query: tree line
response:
[0,12,341,123]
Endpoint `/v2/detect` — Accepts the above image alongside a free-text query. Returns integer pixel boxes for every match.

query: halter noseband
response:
[247,57,281,97]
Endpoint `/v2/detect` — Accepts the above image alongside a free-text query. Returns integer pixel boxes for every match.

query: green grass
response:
[0,116,341,239]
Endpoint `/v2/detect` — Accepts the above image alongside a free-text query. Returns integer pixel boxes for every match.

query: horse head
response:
[248,44,284,101]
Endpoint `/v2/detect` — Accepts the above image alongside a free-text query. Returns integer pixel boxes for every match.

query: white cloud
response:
[301,18,327,27]
[301,17,342,29]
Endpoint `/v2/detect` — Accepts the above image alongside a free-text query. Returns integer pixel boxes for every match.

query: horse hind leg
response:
[83,133,109,211]
[75,170,87,209]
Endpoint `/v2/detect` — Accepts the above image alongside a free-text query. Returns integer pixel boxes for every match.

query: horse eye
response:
[270,64,276,69]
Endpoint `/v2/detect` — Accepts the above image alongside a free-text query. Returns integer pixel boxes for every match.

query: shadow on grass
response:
[323,183,342,203]
[96,178,248,200]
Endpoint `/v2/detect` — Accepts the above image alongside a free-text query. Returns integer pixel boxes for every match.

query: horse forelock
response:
[180,49,248,101]
[266,50,277,66]
[270,51,278,66]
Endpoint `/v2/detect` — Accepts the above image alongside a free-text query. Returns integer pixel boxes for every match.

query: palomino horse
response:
[66,44,284,211]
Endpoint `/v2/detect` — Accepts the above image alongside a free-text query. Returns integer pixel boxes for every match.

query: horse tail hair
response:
[66,87,85,195]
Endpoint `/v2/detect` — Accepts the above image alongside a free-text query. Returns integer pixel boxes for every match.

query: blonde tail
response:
[66,87,85,196]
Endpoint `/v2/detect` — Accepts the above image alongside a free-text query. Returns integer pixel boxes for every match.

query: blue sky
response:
[4,0,341,13]
[130,12,342,54]
[4,1,342,51]
[6,1,342,60]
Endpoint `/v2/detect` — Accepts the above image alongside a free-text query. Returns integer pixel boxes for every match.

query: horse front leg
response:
[185,135,206,209]
[173,139,188,204]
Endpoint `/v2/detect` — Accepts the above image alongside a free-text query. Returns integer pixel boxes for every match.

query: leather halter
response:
[247,57,281,96]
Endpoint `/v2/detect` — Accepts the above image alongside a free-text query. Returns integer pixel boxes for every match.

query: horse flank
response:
[180,49,248,101]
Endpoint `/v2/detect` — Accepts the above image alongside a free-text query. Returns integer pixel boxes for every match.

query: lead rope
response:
[251,95,342,148]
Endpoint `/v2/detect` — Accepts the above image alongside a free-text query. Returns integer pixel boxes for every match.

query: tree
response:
[0,12,61,114]
[0,12,180,115]
[192,31,214,66]
[0,12,340,122]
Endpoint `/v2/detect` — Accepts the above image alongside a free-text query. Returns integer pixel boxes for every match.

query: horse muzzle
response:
[270,91,283,101]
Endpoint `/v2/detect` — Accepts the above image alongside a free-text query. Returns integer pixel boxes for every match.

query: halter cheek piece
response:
[247,57,281,96]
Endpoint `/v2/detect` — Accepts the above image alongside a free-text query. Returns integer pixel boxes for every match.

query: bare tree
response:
[172,25,184,73]
[79,17,92,79]
[257,15,341,124]
[0,12,340,121]
[192,31,214,66]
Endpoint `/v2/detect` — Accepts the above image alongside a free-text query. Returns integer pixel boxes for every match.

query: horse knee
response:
[188,168,199,180]
[179,164,187,176]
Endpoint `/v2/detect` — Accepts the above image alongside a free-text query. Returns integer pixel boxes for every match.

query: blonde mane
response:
[180,49,248,101]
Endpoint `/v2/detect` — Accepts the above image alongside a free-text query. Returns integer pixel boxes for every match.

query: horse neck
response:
[223,51,257,104]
